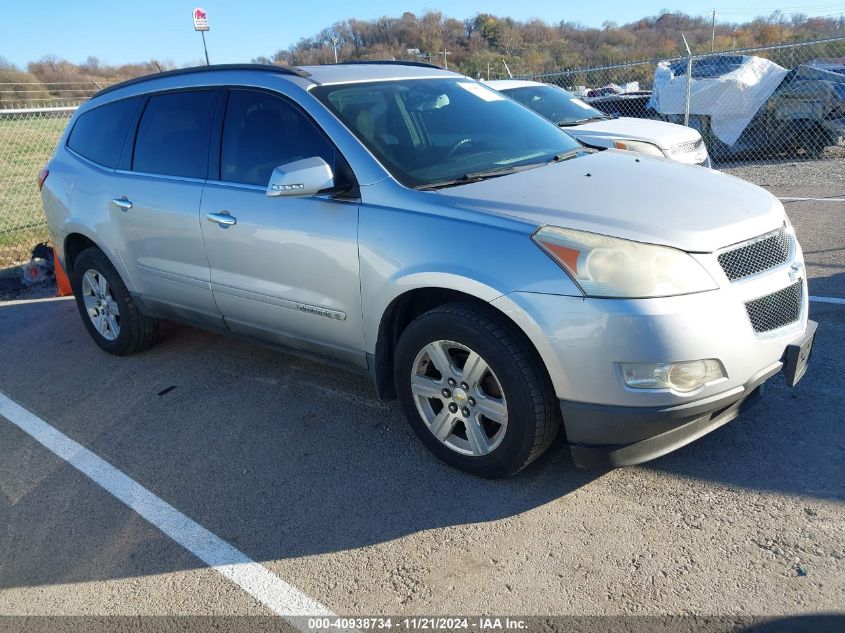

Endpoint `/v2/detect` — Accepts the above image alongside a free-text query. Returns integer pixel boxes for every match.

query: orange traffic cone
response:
[53,246,73,297]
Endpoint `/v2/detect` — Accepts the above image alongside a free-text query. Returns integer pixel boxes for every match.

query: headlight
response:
[612,139,666,157]
[620,359,725,392]
[533,226,718,298]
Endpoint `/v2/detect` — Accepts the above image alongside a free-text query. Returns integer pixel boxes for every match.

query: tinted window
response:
[133,90,217,178]
[221,90,335,186]
[67,97,140,168]
[669,55,746,78]
[503,85,608,126]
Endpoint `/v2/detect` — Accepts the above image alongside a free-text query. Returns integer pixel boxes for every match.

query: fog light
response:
[620,359,725,392]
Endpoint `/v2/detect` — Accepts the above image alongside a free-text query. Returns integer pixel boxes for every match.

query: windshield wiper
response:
[415,165,533,190]
[557,118,594,126]
[417,151,591,190]
[547,149,584,164]
[558,115,613,126]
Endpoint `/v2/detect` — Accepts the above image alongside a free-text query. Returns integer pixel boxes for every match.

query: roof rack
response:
[325,60,444,70]
[94,64,312,98]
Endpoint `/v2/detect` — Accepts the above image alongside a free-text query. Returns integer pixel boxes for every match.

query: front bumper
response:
[563,364,774,468]
[564,320,817,468]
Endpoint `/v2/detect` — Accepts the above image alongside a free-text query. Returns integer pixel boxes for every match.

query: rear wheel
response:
[394,302,560,478]
[70,247,159,355]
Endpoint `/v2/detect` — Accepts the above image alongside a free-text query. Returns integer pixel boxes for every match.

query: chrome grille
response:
[718,227,791,281]
[671,138,704,154]
[745,280,803,333]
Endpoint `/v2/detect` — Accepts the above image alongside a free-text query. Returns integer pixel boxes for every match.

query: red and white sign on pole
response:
[193,8,209,31]
[193,8,210,65]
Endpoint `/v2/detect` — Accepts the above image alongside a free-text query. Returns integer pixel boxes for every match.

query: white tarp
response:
[648,56,789,146]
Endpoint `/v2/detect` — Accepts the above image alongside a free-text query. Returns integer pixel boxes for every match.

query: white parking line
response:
[779,197,845,203]
[0,391,333,626]
[0,295,75,307]
[810,295,845,305]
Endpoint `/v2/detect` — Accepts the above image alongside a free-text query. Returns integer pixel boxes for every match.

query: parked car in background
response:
[652,54,845,159]
[488,79,710,166]
[807,61,845,76]
[749,63,845,157]
[584,90,655,119]
[41,63,815,478]
[667,54,748,79]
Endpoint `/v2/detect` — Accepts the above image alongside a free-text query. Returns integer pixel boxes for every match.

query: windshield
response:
[501,84,608,126]
[311,78,581,189]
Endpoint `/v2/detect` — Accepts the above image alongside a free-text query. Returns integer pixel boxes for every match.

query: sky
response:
[2,1,844,68]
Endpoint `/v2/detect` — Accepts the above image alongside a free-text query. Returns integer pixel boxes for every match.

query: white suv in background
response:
[488,79,711,167]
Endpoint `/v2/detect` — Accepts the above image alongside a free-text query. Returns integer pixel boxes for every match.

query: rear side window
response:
[67,97,140,168]
[132,90,217,178]
[220,89,336,187]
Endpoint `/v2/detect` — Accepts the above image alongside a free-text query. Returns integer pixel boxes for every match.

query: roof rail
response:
[94,64,312,98]
[326,60,444,70]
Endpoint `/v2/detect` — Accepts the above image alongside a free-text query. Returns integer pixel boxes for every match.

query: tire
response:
[794,126,827,159]
[70,247,159,356]
[394,301,560,478]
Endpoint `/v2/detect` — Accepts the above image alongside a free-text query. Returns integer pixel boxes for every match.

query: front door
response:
[199,89,365,367]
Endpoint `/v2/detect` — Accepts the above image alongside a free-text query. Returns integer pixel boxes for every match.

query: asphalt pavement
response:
[0,174,843,626]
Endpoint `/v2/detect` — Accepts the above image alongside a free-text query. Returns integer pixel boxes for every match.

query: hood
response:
[564,117,700,150]
[439,150,784,253]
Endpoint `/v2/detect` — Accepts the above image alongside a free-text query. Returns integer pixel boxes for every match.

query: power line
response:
[716,8,844,15]
[715,3,845,10]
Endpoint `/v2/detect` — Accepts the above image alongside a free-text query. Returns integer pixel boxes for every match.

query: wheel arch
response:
[371,285,553,402]
[63,232,100,275]
[61,223,137,293]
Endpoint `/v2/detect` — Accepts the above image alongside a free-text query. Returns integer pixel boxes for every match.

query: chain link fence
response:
[2,42,845,268]
[0,82,102,269]
[0,106,75,269]
[518,36,845,164]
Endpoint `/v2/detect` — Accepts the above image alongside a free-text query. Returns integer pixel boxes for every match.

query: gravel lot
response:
[720,156,845,193]
[0,161,843,630]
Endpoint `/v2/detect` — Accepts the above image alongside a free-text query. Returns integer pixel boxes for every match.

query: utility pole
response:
[438,48,451,70]
[681,33,692,127]
[711,9,716,53]
[502,59,513,78]
[329,37,339,63]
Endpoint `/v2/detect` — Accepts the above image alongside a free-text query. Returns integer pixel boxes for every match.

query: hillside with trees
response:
[1,10,843,106]
[256,10,845,78]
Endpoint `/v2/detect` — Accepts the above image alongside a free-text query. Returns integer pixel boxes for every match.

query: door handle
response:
[206,211,237,227]
[111,197,133,211]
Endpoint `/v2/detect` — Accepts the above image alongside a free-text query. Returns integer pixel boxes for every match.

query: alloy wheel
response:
[81,269,121,341]
[410,340,508,456]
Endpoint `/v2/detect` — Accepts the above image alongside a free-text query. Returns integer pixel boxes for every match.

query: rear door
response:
[109,88,221,324]
[199,88,365,367]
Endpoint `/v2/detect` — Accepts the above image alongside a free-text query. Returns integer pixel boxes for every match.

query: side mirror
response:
[266,157,334,197]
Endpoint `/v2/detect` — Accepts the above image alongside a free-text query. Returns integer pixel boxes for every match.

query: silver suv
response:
[40,63,816,478]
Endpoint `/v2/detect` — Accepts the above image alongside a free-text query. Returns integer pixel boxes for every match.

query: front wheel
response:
[70,247,159,356]
[394,302,560,478]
